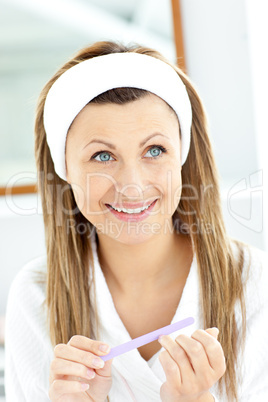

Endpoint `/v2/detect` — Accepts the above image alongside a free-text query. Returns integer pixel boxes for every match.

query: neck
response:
[95,229,193,300]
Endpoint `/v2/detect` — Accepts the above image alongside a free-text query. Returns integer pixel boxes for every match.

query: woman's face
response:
[65,93,182,244]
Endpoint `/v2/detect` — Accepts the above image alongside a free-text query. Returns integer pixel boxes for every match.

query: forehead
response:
[68,93,179,135]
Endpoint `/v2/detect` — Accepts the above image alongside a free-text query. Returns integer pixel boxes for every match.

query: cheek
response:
[172,177,182,207]
[77,175,116,210]
[158,160,181,189]
[161,164,182,211]
[172,165,182,204]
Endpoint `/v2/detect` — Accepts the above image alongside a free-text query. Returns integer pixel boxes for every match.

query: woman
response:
[5,41,268,402]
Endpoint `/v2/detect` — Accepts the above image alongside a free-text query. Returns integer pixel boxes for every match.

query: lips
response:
[107,200,154,213]
[105,199,158,222]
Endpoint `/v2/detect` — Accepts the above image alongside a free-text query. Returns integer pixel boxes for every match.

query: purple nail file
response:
[101,316,194,362]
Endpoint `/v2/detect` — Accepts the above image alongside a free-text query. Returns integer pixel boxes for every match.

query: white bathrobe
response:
[4,231,268,401]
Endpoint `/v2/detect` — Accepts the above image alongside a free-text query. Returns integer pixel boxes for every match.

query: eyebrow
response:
[82,133,169,151]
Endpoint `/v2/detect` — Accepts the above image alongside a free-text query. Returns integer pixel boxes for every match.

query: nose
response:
[114,164,145,199]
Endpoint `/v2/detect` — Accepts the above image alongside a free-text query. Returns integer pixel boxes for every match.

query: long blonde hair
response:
[35,41,250,401]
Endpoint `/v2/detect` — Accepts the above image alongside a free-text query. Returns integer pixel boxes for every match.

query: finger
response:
[50,358,96,383]
[191,329,226,375]
[68,335,114,376]
[175,334,210,376]
[54,343,106,370]
[67,335,111,356]
[49,378,90,399]
[205,327,219,340]
[158,335,193,383]
[158,349,182,386]
[95,357,114,377]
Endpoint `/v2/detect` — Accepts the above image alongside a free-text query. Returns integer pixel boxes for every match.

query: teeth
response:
[111,202,153,214]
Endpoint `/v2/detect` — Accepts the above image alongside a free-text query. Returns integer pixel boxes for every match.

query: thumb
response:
[205,327,219,340]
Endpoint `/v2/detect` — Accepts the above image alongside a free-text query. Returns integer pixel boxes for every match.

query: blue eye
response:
[145,146,166,158]
[93,152,115,163]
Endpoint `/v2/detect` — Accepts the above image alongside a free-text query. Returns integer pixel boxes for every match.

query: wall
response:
[180,0,257,185]
[180,0,267,251]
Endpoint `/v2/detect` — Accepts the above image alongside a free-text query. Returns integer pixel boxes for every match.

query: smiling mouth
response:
[106,199,157,215]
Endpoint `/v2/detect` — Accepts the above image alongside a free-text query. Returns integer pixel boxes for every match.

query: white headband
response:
[43,52,192,180]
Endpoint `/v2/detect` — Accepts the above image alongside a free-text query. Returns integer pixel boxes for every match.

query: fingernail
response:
[81,383,89,391]
[92,358,105,368]
[99,344,110,353]
[211,327,219,338]
[87,369,95,379]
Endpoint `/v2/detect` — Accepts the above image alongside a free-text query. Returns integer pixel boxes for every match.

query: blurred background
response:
[0,0,267,399]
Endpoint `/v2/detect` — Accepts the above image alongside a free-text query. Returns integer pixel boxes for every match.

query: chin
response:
[108,229,157,246]
[120,235,152,246]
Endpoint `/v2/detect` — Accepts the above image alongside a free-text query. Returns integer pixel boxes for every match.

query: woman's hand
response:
[49,335,113,402]
[158,328,226,402]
